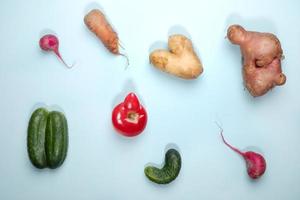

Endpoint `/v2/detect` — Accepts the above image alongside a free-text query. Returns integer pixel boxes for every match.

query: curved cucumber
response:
[27,108,49,169]
[145,149,181,184]
[45,111,68,169]
[27,108,68,169]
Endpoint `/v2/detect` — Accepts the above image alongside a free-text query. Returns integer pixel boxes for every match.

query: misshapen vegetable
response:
[145,149,181,184]
[218,125,266,179]
[112,93,147,137]
[84,9,128,64]
[27,108,48,168]
[27,108,68,169]
[39,34,73,68]
[45,111,68,169]
[227,25,286,97]
[150,34,203,79]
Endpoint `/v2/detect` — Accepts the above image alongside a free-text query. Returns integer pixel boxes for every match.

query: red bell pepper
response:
[112,93,147,137]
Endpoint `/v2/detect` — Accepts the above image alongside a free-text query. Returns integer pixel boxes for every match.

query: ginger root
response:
[227,25,286,97]
[150,35,203,79]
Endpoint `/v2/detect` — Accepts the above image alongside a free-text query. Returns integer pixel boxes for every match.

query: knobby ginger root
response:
[227,25,286,97]
[150,34,203,79]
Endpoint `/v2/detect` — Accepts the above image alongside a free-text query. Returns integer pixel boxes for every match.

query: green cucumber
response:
[45,111,68,169]
[144,149,181,184]
[27,108,49,169]
[27,108,68,169]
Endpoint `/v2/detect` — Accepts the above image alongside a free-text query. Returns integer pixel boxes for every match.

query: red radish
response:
[217,125,266,179]
[39,34,73,68]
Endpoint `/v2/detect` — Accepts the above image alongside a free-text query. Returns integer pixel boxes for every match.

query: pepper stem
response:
[126,111,139,124]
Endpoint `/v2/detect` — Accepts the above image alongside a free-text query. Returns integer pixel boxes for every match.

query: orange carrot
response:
[84,9,121,54]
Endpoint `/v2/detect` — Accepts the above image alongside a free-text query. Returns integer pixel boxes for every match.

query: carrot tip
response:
[119,43,126,50]
[119,53,129,69]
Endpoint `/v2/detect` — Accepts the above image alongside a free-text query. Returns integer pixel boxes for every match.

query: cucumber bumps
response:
[145,149,181,184]
[27,108,68,169]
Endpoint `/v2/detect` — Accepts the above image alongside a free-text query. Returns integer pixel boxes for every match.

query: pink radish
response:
[217,125,266,179]
[39,34,73,68]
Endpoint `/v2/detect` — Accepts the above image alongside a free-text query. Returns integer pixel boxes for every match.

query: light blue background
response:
[1,0,300,199]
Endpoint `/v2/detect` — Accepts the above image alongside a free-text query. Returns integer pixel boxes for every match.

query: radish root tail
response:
[54,50,74,69]
[215,121,244,156]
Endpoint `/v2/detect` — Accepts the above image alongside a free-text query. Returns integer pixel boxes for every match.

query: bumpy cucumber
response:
[27,108,68,169]
[27,108,49,169]
[45,111,68,169]
[145,149,181,184]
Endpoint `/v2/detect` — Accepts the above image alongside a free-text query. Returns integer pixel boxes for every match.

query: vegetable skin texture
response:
[227,25,286,97]
[220,129,266,179]
[112,93,147,137]
[84,9,119,54]
[145,149,181,184]
[27,108,68,169]
[39,34,73,68]
[27,108,49,169]
[150,34,203,79]
[45,111,68,169]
